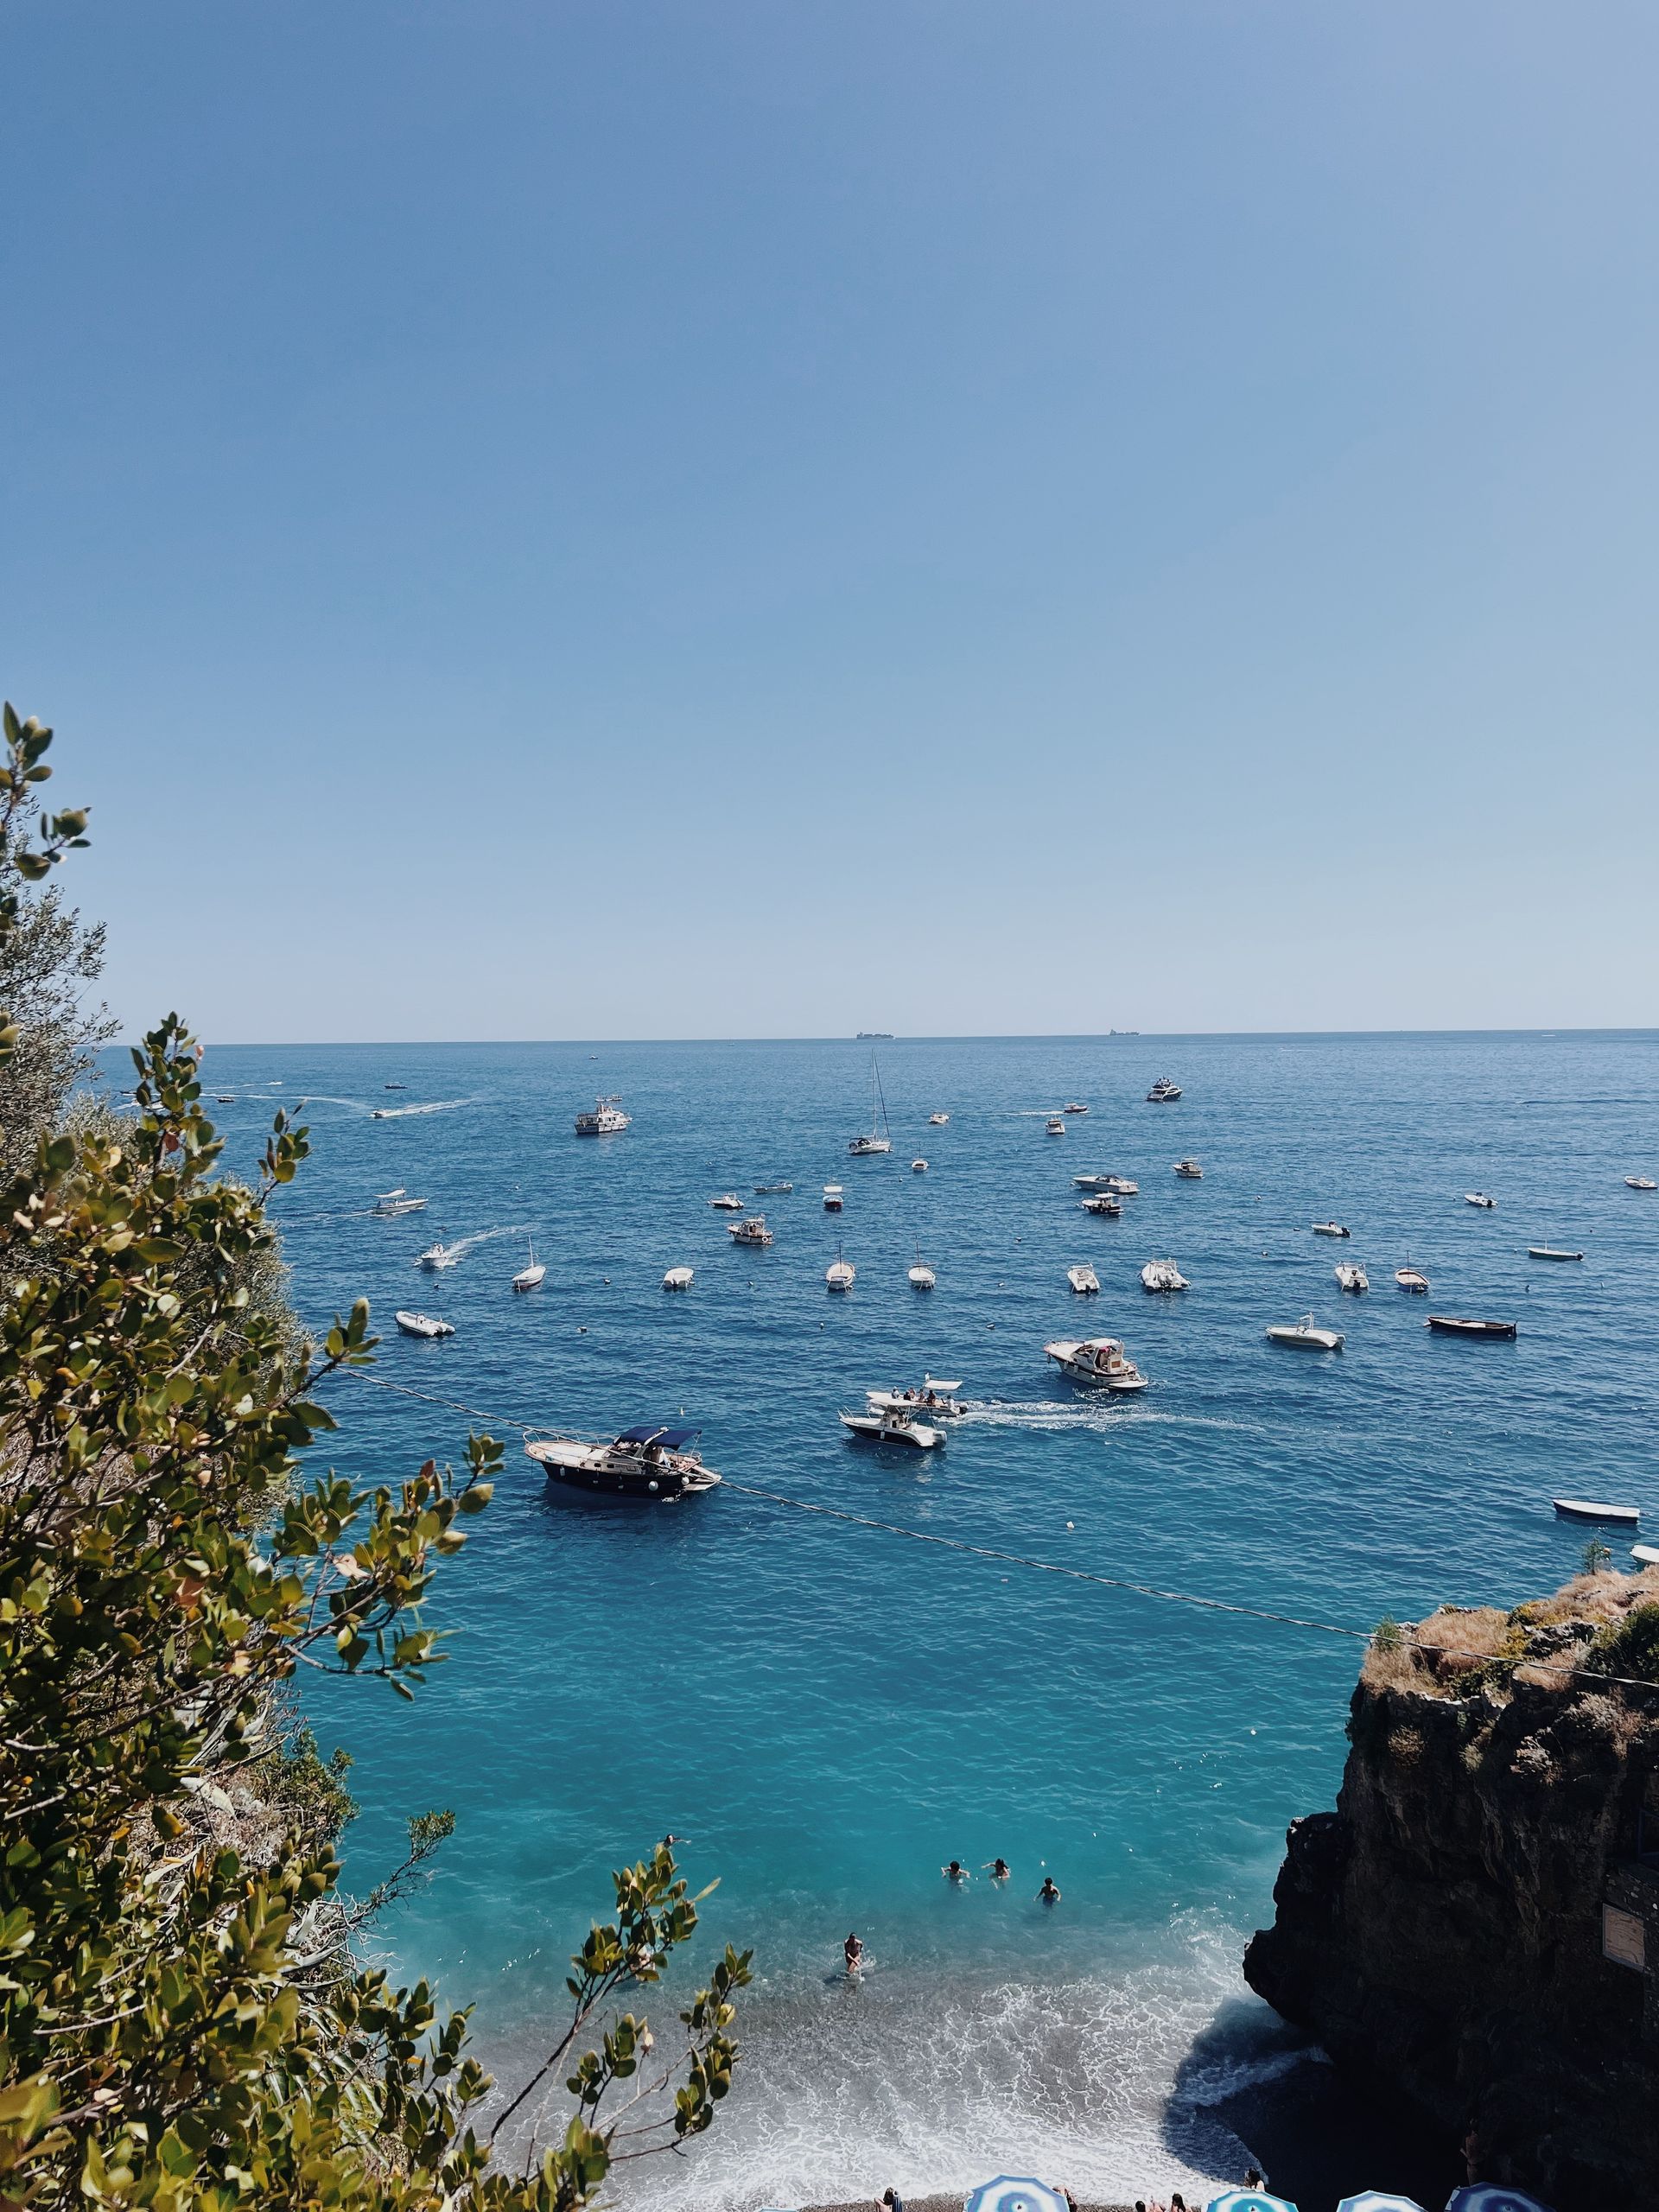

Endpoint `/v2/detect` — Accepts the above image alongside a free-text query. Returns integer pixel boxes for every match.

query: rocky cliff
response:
[1244,1567,1659,2209]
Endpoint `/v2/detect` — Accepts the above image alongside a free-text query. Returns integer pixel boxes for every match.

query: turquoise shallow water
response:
[182,1033,1657,2202]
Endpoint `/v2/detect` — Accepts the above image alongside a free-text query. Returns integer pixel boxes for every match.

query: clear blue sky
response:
[4,3,1656,1040]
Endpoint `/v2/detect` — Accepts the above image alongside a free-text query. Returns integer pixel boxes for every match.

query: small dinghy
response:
[1465,1192,1497,1209]
[1529,1245,1584,1261]
[1312,1221,1350,1239]
[1625,1176,1657,1192]
[1554,1498,1640,1525]
[1067,1263,1100,1294]
[1141,1259,1189,1293]
[662,1266,694,1291]
[1266,1314,1344,1351]
[840,1407,942,1448]
[1395,1262,1429,1293]
[1427,1315,1516,1339]
[1334,1262,1369,1294]
[912,1157,928,1173]
[395,1310,454,1339]
[928,1112,950,1125]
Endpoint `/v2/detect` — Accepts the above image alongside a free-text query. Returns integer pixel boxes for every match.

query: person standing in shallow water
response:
[1039,1874,1060,1902]
[942,1859,969,1881]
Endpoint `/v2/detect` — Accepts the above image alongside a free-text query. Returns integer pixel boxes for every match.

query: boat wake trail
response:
[960,1401,1265,1438]
[372,1097,476,1119]
[435,1224,532,1263]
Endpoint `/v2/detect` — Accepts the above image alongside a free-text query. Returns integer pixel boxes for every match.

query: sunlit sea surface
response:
[168,1033,1659,2204]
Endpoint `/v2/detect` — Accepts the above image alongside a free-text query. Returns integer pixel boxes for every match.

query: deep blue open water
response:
[176,1033,1657,2203]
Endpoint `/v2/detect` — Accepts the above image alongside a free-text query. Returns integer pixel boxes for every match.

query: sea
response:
[165,1032,1659,2208]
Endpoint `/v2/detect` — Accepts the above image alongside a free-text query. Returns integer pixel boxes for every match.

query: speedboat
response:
[867,1382,966,1420]
[1266,1314,1344,1351]
[512,1236,546,1292]
[1146,1077,1182,1103]
[912,1157,928,1173]
[395,1310,454,1339]
[823,1185,844,1211]
[1553,1497,1639,1525]
[928,1112,950,1125]
[416,1243,458,1270]
[840,1407,943,1449]
[1312,1222,1351,1239]
[662,1266,694,1291]
[1395,1262,1429,1293]
[1173,1159,1203,1179]
[1529,1245,1585,1262]
[1626,1176,1657,1192]
[1334,1262,1369,1294]
[1046,1116,1066,1135]
[371,1188,429,1217]
[849,1048,893,1154]
[907,1243,936,1289]
[1067,1264,1100,1294]
[1073,1173,1109,1190]
[214,1094,237,1103]
[1063,1102,1089,1116]
[826,1247,855,1291]
[1141,1259,1189,1293]
[1465,1192,1497,1209]
[1080,1192,1122,1217]
[575,1096,631,1135]
[526,1424,720,1501]
[1044,1337,1149,1391]
[709,1193,744,1211]
[1427,1315,1516,1339]
[1104,1177,1139,1197]
[728,1214,773,1246]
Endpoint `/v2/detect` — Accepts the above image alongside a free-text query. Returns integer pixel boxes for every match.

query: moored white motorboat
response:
[575,1096,630,1135]
[728,1214,773,1246]
[372,1187,429,1217]
[709,1192,744,1211]
[1146,1077,1182,1103]
[823,1184,844,1211]
[826,1246,855,1291]
[512,1236,546,1292]
[1334,1262,1369,1294]
[1080,1192,1122,1217]
[912,1158,928,1173]
[1465,1192,1497,1209]
[1141,1259,1189,1293]
[1044,1337,1149,1390]
[1046,1116,1066,1135]
[416,1243,458,1270]
[840,1407,942,1448]
[395,1310,454,1339]
[1073,1173,1109,1190]
[1633,1543,1659,1567]
[1553,1497,1639,1525]
[1312,1222,1350,1239]
[1625,1176,1657,1192]
[1265,1314,1344,1351]
[1529,1245,1585,1261]
[1395,1261,1429,1293]
[526,1424,720,1500]
[928,1112,950,1125]
[662,1266,694,1291]
[1067,1264,1100,1294]
[1173,1159,1203,1179]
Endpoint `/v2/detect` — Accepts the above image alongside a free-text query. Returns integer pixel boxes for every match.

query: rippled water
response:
[189,1032,1659,2203]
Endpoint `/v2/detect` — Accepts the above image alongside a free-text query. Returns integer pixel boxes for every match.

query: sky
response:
[3,1,1656,1041]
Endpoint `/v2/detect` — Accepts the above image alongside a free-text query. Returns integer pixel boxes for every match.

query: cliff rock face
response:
[1244,1573,1659,2209]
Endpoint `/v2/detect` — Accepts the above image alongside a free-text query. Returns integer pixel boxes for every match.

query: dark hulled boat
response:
[1425,1316,1517,1340]
[525,1424,720,1501]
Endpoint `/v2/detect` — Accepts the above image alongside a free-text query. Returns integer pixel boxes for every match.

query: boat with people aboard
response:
[1266,1314,1344,1351]
[1146,1077,1182,1102]
[1465,1192,1497,1208]
[1173,1159,1203,1179]
[1104,1176,1139,1196]
[709,1192,744,1210]
[662,1266,694,1290]
[1046,1116,1066,1135]
[826,1247,855,1291]
[1529,1244,1585,1261]
[1063,1102,1089,1115]
[928,1111,950,1125]
[1395,1260,1429,1293]
[1044,1336,1149,1390]
[526,1424,721,1501]
[1427,1315,1516,1339]
[1312,1221,1351,1238]
[394,1310,454,1339]
[849,1049,893,1154]
[416,1242,458,1270]
[867,1381,966,1420]
[1141,1259,1189,1293]
[1080,1192,1122,1217]
[822,1184,843,1211]
[575,1096,631,1135]
[1334,1262,1369,1294]
[1554,1497,1639,1525]
[1625,1175,1657,1192]
[840,1405,944,1448]
[1068,1263,1100,1294]
[371,1187,429,1217]
[728,1214,773,1246]
[512,1236,545,1292]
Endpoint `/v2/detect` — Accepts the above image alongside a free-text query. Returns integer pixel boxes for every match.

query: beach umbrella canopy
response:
[963,2181,1071,2212]
[1446,2192,1555,2212]
[1338,2196,1426,2212]
[1206,2195,1298,2212]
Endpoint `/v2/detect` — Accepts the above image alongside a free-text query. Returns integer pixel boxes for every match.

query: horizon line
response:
[96,1026,1659,1051]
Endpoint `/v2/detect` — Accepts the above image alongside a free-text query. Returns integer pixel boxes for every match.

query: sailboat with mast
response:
[849,1047,893,1155]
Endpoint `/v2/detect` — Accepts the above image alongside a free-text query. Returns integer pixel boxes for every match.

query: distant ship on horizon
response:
[855,1030,894,1039]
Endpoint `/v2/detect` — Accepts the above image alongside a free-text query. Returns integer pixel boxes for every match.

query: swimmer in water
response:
[983,1858,1011,1880]
[1039,1875,1061,1903]
[844,1933,864,1972]
[942,1859,969,1882]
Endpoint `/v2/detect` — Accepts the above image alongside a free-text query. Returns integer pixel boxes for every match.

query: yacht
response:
[1063,1102,1089,1116]
[826,1247,855,1292]
[849,1049,893,1154]
[1395,1259,1428,1292]
[1080,1192,1122,1217]
[728,1214,773,1247]
[1266,1314,1344,1351]
[912,1157,928,1173]
[823,1184,844,1211]
[1067,1264,1100,1294]
[662,1266,694,1291]
[907,1244,936,1290]
[575,1096,631,1135]
[371,1188,429,1217]
[1141,1259,1189,1293]
[526,1424,720,1501]
[1073,1173,1110,1190]
[1334,1262,1369,1294]
[416,1243,458,1270]
[1624,1176,1656,1192]
[512,1236,546,1292]
[1173,1159,1203,1179]
[867,1382,966,1420]
[928,1112,950,1126]
[709,1192,744,1211]
[1147,1077,1182,1103]
[839,1407,943,1449]
[1312,1222,1351,1239]
[394,1310,454,1339]
[1046,1116,1066,1135]
[1044,1337,1149,1391]
[1528,1245,1585,1262]
[1465,1192,1497,1209]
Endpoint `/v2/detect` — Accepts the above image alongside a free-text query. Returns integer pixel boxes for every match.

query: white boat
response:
[867,1382,966,1420]
[512,1236,546,1292]
[1625,1176,1657,1192]
[1312,1222,1350,1239]
[395,1310,454,1339]
[823,1184,844,1211]
[1044,1337,1149,1391]
[416,1243,458,1270]
[1634,1544,1659,1567]
[912,1158,928,1173]
[826,1246,855,1291]
[1146,1077,1182,1103]
[1266,1314,1344,1351]
[1068,1264,1100,1294]
[527,1423,719,1500]
[1334,1262,1369,1294]
[371,1187,429,1217]
[754,1181,793,1194]
[1529,1245,1584,1262]
[1141,1259,1189,1293]
[849,1050,893,1154]
[1395,1262,1429,1293]
[709,1193,744,1211]
[1073,1173,1109,1190]
[1046,1116,1066,1135]
[1104,1177,1139,1197]
[728,1214,773,1246]
[1553,1498,1640,1526]
[1063,1102,1089,1116]
[907,1244,935,1290]
[1080,1192,1122,1217]
[662,1266,694,1291]
[575,1096,630,1135]
[840,1407,942,1448]
[928,1112,950,1125]
[1173,1159,1203,1179]
[1465,1192,1497,1209]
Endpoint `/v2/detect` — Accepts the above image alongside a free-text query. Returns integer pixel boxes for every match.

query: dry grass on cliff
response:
[1362,1567,1659,1700]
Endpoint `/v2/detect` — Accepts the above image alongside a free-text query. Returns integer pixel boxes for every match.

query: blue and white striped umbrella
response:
[1206,2194,1298,2212]
[1446,2191,1554,2212]
[1338,2195,1426,2212]
[963,2181,1071,2212]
